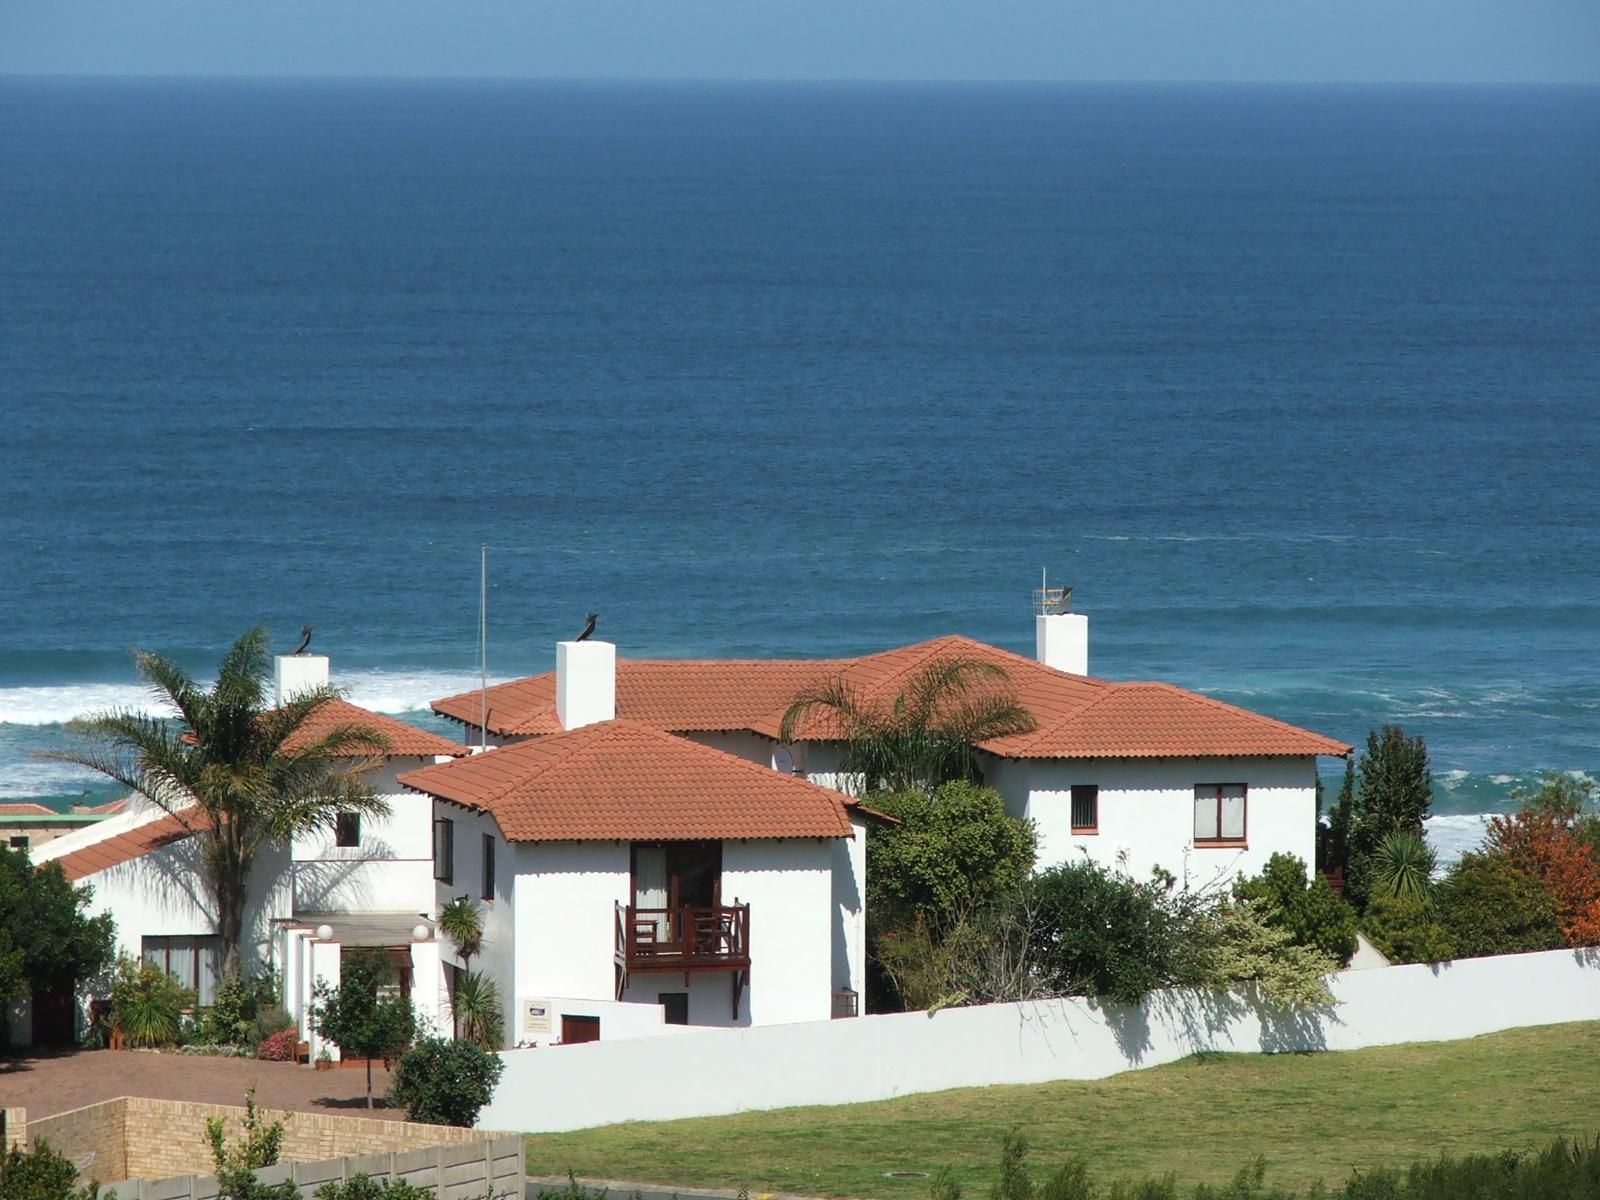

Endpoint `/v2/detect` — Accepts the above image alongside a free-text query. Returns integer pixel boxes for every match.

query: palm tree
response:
[1373,829,1437,904]
[437,896,484,970]
[46,627,392,977]
[779,657,1036,796]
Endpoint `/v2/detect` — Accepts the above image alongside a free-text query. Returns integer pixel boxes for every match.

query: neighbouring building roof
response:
[0,803,56,817]
[72,796,132,815]
[179,698,468,759]
[51,810,197,882]
[398,719,856,843]
[432,634,1349,760]
[280,698,469,759]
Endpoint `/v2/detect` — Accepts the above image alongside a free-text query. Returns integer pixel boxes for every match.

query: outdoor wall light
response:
[412,923,432,941]
[315,924,334,941]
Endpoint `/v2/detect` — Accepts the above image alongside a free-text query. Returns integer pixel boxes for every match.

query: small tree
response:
[867,781,1037,931]
[1484,804,1600,947]
[205,1088,297,1200]
[1438,853,1562,959]
[1345,725,1433,909]
[0,847,116,1042]
[310,950,416,1110]
[388,1036,505,1127]
[1360,894,1455,965]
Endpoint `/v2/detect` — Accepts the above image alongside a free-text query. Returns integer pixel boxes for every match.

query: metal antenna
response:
[478,543,488,753]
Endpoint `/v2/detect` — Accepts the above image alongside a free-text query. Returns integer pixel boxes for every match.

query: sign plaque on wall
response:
[523,999,552,1035]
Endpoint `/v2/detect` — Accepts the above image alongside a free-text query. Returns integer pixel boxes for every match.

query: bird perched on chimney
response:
[576,612,598,642]
[292,625,314,655]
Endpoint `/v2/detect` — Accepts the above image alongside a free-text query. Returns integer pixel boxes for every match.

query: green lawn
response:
[524,1021,1600,1198]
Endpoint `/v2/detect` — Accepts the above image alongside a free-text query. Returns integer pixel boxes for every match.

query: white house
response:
[24,646,875,1051]
[397,643,874,1043]
[433,604,1349,893]
[26,654,469,1052]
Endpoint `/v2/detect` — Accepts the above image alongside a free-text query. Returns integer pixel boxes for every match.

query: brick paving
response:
[0,1049,401,1120]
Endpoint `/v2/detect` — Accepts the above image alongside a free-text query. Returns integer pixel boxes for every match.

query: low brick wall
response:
[17,1098,508,1185]
[21,1099,130,1181]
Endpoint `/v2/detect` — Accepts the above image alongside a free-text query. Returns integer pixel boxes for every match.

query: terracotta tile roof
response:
[398,719,855,843]
[279,698,468,759]
[433,634,1347,761]
[432,660,847,737]
[180,699,468,759]
[73,796,131,815]
[52,810,199,882]
[0,803,57,817]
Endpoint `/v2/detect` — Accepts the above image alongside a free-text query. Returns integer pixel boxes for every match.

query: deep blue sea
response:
[2,79,1597,857]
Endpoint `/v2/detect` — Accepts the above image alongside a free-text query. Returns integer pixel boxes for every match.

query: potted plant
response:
[314,1047,334,1071]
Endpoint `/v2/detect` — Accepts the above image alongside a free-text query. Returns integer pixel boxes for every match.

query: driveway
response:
[0,1048,401,1120]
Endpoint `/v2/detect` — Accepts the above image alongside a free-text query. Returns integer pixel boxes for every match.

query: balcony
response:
[616,902,750,972]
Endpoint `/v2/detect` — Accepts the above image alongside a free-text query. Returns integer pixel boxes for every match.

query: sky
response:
[1,0,1598,83]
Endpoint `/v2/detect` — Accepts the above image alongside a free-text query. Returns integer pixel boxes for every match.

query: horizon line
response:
[4,71,1598,88]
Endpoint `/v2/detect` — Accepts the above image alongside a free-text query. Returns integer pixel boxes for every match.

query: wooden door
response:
[561,1014,600,1044]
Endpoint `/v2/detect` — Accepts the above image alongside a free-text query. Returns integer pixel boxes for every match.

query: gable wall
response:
[985,754,1319,887]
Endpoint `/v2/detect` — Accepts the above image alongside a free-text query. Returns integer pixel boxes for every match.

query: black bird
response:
[575,612,598,642]
[292,625,314,655]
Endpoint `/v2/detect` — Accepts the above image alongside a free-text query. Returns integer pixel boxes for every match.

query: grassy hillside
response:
[524,1021,1600,1197]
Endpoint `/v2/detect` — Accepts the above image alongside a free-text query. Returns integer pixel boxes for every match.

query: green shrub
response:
[450,970,505,1051]
[388,1035,505,1127]
[1359,894,1454,965]
[1370,832,1436,905]
[1233,854,1358,967]
[0,1141,101,1200]
[205,1089,297,1200]
[109,953,193,1047]
[1437,853,1563,959]
[1026,863,1180,1006]
[198,969,280,1048]
[313,1177,433,1200]
[867,782,1037,930]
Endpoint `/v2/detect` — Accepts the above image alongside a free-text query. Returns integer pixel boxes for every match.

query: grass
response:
[523,1020,1600,1198]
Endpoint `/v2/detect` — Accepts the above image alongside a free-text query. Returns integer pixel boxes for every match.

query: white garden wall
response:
[477,946,1600,1131]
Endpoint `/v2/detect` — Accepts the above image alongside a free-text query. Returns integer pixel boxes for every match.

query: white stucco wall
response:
[432,801,517,1047]
[479,945,1600,1132]
[508,836,840,1037]
[831,815,868,999]
[75,833,291,979]
[985,755,1319,886]
[723,838,835,1026]
[291,763,451,916]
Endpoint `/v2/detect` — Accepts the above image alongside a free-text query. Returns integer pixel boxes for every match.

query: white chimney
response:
[1035,612,1089,675]
[556,640,616,730]
[274,654,330,706]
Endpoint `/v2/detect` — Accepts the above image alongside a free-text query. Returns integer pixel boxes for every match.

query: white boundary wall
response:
[478,946,1600,1131]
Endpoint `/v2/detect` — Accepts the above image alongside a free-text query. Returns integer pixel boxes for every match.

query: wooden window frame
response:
[481,832,496,901]
[141,934,220,1004]
[1193,783,1248,847]
[335,812,361,848]
[1070,784,1099,834]
[433,817,454,884]
[630,840,723,911]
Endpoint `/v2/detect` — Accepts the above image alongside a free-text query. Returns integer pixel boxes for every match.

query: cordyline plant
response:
[779,657,1036,796]
[44,626,392,977]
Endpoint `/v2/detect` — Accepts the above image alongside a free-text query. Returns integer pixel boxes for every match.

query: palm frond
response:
[132,650,206,729]
[211,626,271,716]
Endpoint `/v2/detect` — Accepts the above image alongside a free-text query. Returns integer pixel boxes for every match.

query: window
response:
[8,836,28,850]
[335,813,361,848]
[142,935,221,1006]
[433,817,454,884]
[1070,785,1099,833]
[658,992,689,1025]
[481,833,496,900]
[1194,783,1247,844]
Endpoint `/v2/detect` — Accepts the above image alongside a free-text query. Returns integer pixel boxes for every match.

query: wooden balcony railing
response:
[616,902,750,972]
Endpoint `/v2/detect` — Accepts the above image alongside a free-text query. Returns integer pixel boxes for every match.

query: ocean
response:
[2,78,1597,861]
